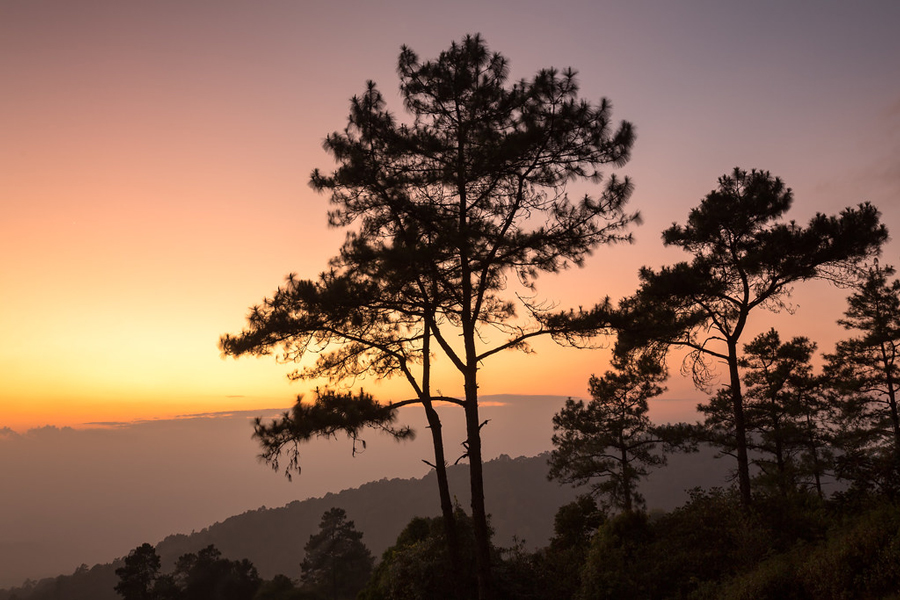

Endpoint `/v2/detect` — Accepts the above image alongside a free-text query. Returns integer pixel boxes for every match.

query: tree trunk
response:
[773,418,787,496]
[464,365,493,600]
[423,401,464,595]
[728,341,753,507]
[805,412,824,498]
[421,313,464,597]
[621,447,632,512]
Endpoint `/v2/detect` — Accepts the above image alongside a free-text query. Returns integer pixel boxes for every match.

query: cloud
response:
[0,426,20,440]
[171,407,286,420]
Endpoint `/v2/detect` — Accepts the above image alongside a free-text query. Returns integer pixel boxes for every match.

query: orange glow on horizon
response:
[3,2,898,435]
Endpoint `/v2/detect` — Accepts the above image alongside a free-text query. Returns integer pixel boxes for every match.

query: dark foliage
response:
[223,32,637,599]
[114,543,163,600]
[359,509,477,600]
[252,389,413,480]
[549,354,668,511]
[174,545,260,600]
[299,508,373,600]
[825,263,900,497]
[112,544,260,600]
[618,168,886,506]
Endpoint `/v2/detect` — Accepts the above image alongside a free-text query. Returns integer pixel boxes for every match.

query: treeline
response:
[548,261,900,516]
[520,248,900,598]
[357,250,900,600]
[105,489,900,600]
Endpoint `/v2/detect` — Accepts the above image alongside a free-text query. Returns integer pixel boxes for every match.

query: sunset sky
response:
[2,0,900,587]
[4,0,900,430]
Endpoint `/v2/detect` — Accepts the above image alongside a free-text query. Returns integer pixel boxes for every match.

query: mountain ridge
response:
[0,449,730,599]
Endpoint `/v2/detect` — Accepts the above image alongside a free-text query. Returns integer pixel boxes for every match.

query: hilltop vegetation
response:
[0,451,730,600]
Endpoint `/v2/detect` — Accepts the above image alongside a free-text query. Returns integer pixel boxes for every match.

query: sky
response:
[2,0,900,587]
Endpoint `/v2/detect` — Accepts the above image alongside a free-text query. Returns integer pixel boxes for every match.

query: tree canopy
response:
[300,508,373,600]
[221,33,637,599]
[826,263,900,495]
[114,543,164,600]
[618,167,886,506]
[549,354,668,512]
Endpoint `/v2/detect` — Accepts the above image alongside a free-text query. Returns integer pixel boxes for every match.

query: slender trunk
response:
[421,312,463,595]
[424,402,465,596]
[464,364,492,600]
[885,377,900,485]
[773,417,787,496]
[878,345,900,488]
[805,411,824,498]
[455,120,493,600]
[728,340,753,507]
[621,446,632,512]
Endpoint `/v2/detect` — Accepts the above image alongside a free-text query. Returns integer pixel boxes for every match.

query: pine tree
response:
[223,34,637,598]
[301,508,374,600]
[733,329,828,496]
[618,168,885,506]
[825,263,900,495]
[114,543,162,600]
[549,354,667,512]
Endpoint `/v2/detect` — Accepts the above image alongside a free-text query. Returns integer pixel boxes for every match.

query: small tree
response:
[360,510,477,600]
[115,543,164,600]
[537,495,606,598]
[825,263,900,495]
[549,354,667,512]
[301,508,374,600]
[738,329,828,496]
[618,168,886,506]
[174,545,261,600]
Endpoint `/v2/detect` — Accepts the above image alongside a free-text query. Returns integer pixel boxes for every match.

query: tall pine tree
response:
[618,168,885,506]
[223,34,637,598]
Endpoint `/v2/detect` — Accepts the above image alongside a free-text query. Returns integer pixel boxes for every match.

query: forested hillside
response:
[0,450,729,599]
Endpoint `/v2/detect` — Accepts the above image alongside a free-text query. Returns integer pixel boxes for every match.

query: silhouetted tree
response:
[740,329,828,496]
[825,263,900,496]
[223,33,636,599]
[360,509,477,600]
[538,496,606,598]
[174,545,260,600]
[254,574,313,600]
[552,496,605,548]
[618,168,886,506]
[300,508,373,600]
[220,265,466,581]
[549,354,667,512]
[115,544,163,600]
[700,329,830,497]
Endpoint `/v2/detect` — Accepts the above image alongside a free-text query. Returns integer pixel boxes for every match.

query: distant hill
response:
[0,449,730,600]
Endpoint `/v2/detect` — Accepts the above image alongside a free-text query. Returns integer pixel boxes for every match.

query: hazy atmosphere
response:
[3,0,900,593]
